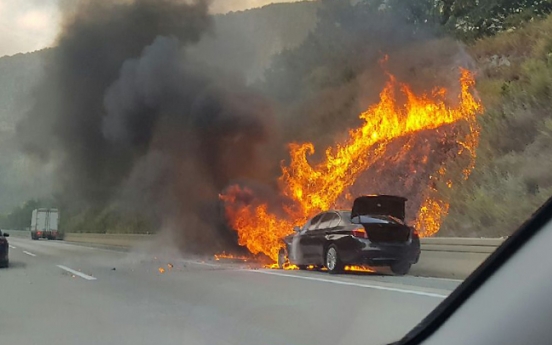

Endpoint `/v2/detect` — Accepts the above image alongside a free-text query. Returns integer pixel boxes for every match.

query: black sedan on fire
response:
[278,195,420,275]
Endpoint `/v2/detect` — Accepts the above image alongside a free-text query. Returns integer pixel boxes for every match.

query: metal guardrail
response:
[1,229,30,238]
[3,230,505,251]
[5,231,504,253]
[421,237,504,253]
[412,237,506,279]
[63,233,153,247]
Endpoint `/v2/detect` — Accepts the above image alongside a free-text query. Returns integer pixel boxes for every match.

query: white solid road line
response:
[248,270,448,299]
[423,276,464,283]
[9,245,16,249]
[23,251,37,257]
[57,265,97,281]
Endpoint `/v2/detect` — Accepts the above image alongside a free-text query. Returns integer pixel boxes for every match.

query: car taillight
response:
[352,227,368,239]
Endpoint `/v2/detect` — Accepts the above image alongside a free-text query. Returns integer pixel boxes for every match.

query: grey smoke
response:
[17,0,275,253]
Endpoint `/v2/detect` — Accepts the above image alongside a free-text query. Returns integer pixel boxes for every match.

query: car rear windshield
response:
[351,215,404,225]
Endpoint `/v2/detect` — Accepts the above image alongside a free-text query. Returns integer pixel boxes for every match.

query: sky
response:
[0,0,308,58]
[0,0,60,57]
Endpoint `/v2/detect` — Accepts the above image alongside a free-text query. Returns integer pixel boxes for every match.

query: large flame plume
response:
[221,67,483,262]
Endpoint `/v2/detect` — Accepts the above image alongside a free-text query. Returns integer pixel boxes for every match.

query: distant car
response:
[0,231,9,268]
[278,195,421,275]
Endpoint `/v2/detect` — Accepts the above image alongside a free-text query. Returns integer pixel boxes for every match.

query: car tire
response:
[277,248,287,269]
[325,245,344,274]
[390,262,411,276]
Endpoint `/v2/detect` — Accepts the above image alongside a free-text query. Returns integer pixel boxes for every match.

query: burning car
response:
[277,195,420,275]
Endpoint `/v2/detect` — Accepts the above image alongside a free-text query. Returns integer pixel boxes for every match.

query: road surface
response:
[0,237,461,345]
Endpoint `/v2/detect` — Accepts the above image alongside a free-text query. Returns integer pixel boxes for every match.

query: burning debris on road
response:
[214,253,250,262]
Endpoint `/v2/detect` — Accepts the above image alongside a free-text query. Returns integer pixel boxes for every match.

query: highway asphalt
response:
[0,237,462,345]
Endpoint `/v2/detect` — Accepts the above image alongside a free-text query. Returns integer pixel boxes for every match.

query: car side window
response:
[307,213,324,231]
[336,214,352,227]
[314,213,332,230]
[328,213,341,228]
[316,212,339,230]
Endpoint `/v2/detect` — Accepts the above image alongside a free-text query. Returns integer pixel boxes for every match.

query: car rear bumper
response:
[33,231,58,238]
[0,246,8,265]
[342,239,420,266]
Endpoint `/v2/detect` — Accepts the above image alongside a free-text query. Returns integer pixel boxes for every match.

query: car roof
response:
[322,210,350,216]
[355,194,408,201]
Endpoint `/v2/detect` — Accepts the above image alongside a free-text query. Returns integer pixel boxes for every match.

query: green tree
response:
[260,0,433,104]
[0,199,43,230]
[440,0,552,39]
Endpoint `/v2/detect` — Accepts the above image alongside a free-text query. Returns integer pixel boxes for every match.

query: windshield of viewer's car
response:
[0,1,548,345]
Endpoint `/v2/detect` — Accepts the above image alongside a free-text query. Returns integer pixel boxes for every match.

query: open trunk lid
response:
[351,195,407,221]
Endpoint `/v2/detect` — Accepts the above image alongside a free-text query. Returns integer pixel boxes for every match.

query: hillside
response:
[0,50,49,131]
[189,1,319,82]
[441,16,552,236]
[0,49,54,212]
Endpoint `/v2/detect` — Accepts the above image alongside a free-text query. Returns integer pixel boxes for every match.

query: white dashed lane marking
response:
[23,251,37,257]
[57,265,97,281]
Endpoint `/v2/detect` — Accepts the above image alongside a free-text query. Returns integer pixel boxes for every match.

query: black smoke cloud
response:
[17,0,275,253]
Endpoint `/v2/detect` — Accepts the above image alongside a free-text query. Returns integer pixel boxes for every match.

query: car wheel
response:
[390,261,411,276]
[277,248,287,269]
[325,245,343,274]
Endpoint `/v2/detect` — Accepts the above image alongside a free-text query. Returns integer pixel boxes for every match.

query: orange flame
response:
[263,264,373,272]
[344,265,375,273]
[265,262,299,270]
[222,68,482,262]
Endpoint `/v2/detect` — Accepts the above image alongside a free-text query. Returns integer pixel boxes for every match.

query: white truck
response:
[31,208,60,240]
